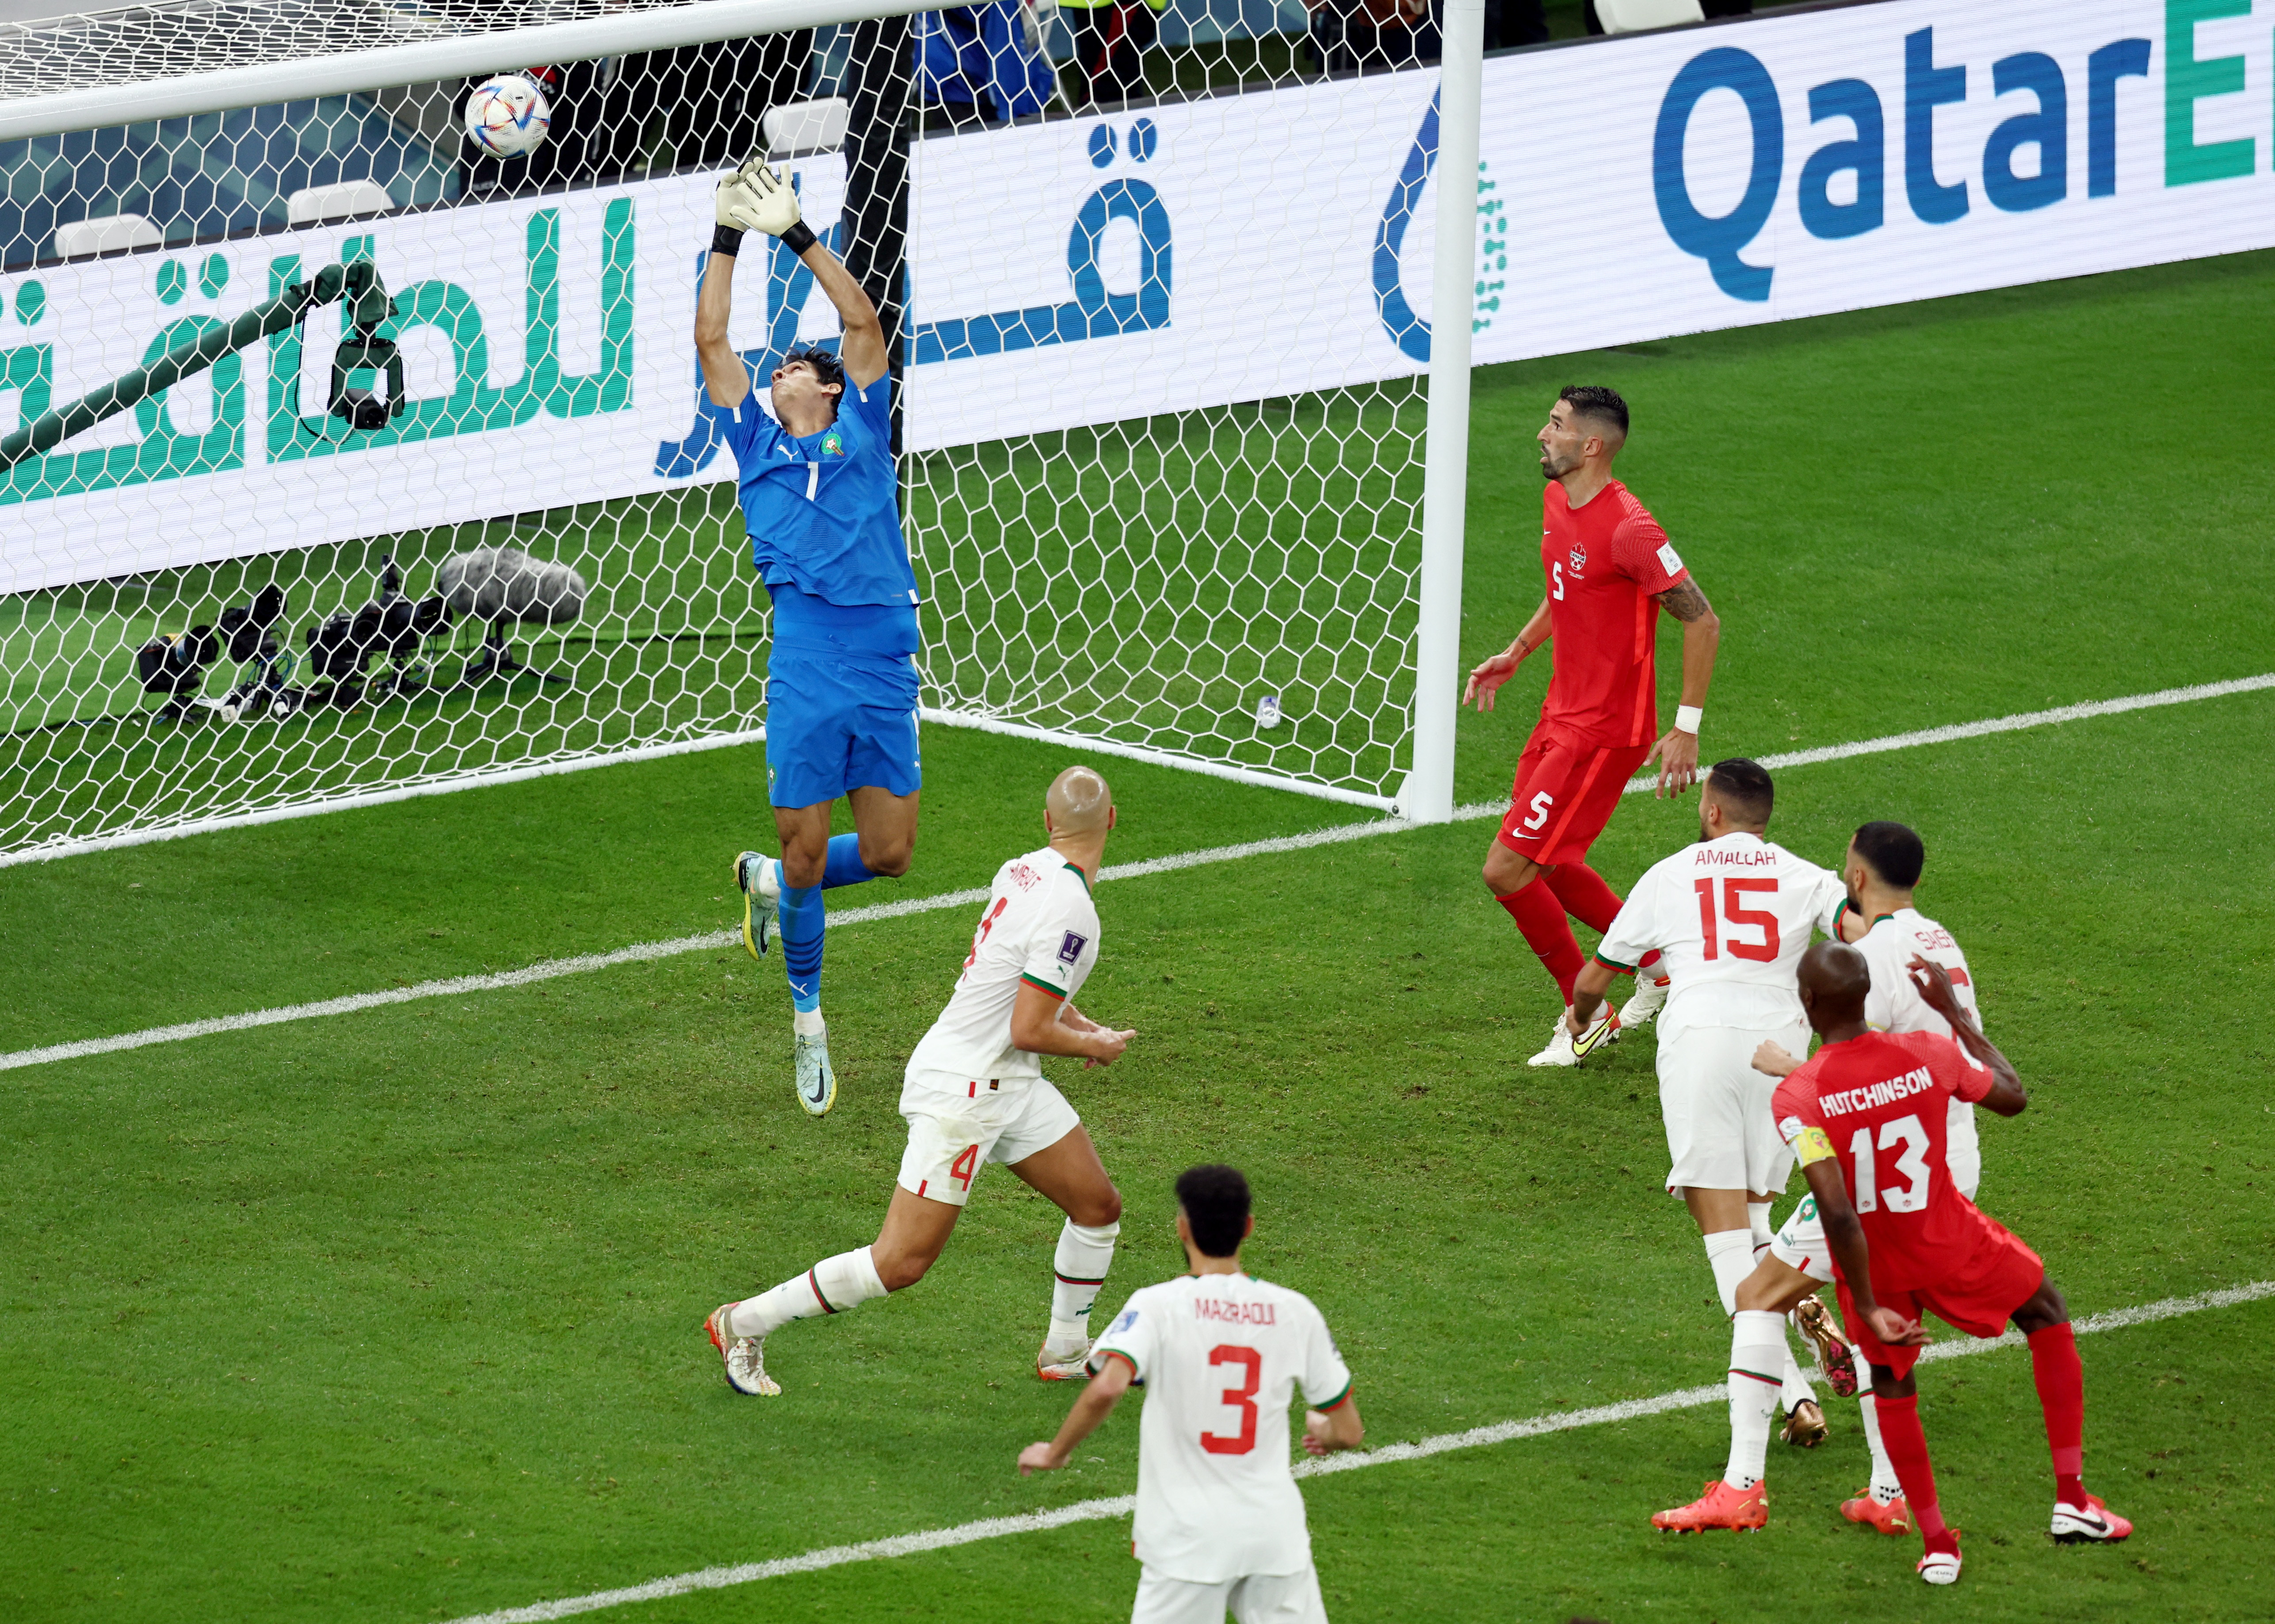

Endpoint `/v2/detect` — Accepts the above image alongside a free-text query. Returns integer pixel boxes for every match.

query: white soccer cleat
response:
[705,1303,781,1397]
[1621,972,1671,1029]
[1036,1339,1093,1382]
[735,850,779,959]
[1917,1535,1963,1585]
[1527,1005,1619,1067]
[2051,1494,2132,1543]
[794,1024,836,1116]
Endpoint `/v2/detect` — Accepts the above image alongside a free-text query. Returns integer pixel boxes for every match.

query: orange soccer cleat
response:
[1652,1478,1768,1533]
[1840,1486,1912,1536]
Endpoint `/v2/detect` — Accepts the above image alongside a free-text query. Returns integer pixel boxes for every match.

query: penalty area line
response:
[4,670,2267,1076]
[439,1278,2275,1624]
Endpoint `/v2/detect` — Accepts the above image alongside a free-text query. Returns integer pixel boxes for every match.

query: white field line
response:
[6,671,2268,1077]
[442,1278,2275,1624]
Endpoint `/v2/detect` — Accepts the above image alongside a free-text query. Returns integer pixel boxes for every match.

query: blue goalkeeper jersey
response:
[725,371,920,615]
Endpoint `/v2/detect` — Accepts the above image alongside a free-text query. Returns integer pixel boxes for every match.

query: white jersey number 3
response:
[1847,1113,1932,1214]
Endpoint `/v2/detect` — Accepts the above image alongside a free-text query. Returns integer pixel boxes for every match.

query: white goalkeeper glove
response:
[712,162,815,257]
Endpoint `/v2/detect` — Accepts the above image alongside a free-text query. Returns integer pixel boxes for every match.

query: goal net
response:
[0,0,1465,864]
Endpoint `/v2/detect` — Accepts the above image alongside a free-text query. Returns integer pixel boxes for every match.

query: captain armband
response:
[1794,1125,1838,1167]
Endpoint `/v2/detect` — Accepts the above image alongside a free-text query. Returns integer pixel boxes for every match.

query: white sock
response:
[1858,1392,1903,1497]
[1048,1219,1119,1348]
[758,857,783,900]
[1747,1200,1776,1257]
[1780,1343,1816,1412]
[1703,1228,1754,1317]
[792,1006,826,1037]
[727,1245,886,1339]
[1725,1309,1787,1489]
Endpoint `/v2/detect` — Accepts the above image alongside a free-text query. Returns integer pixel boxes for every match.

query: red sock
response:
[1540,864,1662,975]
[1542,862,1623,932]
[1498,879,1584,1004]
[2028,1322,2088,1505]
[1874,1392,1948,1540]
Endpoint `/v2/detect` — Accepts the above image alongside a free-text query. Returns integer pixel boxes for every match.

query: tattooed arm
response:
[1646,577,1720,797]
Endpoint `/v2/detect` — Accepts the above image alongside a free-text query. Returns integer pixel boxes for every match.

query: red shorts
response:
[1836,1223,2045,1379]
[1497,722,1654,867]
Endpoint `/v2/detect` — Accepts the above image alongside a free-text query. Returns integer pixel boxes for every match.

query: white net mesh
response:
[0,0,1447,859]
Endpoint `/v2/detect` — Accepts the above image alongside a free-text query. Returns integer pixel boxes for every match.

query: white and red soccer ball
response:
[464,73,551,158]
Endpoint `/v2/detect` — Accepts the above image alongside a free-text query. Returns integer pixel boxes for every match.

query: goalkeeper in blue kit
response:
[698,160,922,1117]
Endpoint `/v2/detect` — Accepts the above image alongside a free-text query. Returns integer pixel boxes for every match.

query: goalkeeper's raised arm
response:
[691,157,925,1121]
[696,161,888,409]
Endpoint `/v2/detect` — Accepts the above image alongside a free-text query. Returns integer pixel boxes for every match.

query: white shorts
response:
[895,1068,1081,1207]
[1655,1020,1808,1196]
[1771,1095,1982,1283]
[1132,1564,1328,1624]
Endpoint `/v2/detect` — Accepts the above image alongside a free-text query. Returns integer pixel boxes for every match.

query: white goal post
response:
[0,0,1481,863]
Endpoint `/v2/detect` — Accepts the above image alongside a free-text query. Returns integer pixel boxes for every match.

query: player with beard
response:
[1464,386,1722,1067]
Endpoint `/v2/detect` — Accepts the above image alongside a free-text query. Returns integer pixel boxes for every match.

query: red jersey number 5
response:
[1200,1345,1263,1455]
[1694,877,1780,962]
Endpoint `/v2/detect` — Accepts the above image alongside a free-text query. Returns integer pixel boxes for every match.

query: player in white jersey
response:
[1019,1165,1363,1624]
[1568,758,1846,1448]
[1699,818,1990,1536]
[703,766,1138,1396]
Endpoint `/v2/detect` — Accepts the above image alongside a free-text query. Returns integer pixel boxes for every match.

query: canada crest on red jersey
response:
[1567,542,1588,575]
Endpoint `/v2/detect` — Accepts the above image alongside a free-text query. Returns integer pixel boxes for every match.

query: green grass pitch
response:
[3,249,2273,1623]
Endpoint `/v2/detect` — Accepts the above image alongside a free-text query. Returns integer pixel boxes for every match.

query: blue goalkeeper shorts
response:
[764,648,922,808]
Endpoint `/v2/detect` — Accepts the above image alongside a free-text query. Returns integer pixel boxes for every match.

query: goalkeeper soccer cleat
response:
[735,850,778,959]
[795,1024,836,1116]
[705,1303,781,1397]
[1036,1339,1094,1381]
[1794,1296,1858,1397]
[1651,1478,1767,1533]
[1527,1005,1619,1067]
[1621,971,1671,1029]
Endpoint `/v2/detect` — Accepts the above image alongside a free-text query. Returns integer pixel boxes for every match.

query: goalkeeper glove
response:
[714,160,817,258]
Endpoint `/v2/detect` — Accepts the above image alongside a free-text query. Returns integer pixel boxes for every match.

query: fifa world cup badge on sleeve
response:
[1058,931,1088,966]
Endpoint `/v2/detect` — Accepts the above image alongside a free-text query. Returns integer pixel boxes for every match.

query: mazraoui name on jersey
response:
[905,845,1101,1081]
[1595,831,1848,1032]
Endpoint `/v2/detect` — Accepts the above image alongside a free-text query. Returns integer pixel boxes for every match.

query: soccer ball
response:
[464,73,550,158]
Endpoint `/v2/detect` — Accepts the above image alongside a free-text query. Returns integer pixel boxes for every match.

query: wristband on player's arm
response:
[711,223,745,258]
[1676,703,1703,735]
[779,220,817,255]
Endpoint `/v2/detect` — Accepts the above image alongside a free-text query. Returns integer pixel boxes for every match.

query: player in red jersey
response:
[1652,941,2132,1579]
[1464,386,1722,1067]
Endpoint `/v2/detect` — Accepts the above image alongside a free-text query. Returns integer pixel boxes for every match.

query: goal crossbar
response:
[0,0,930,140]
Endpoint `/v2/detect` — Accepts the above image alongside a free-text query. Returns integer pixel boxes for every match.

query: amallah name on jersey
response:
[1691,844,1780,869]
[1818,1064,1937,1119]
[1194,1298,1280,1326]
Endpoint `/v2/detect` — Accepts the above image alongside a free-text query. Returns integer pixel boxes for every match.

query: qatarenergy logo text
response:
[1655,9,2254,301]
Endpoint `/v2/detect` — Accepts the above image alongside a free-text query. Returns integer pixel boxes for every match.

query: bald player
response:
[705,767,1138,1395]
